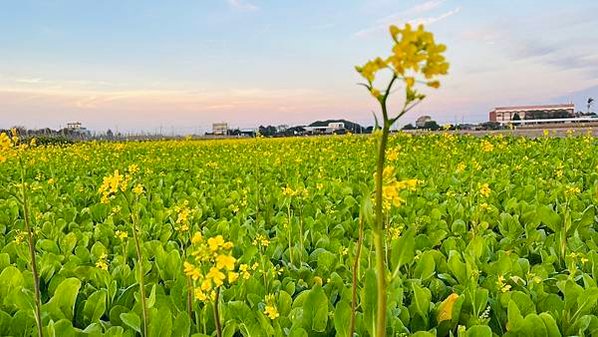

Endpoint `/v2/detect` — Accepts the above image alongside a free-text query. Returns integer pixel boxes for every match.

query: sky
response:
[1,0,598,133]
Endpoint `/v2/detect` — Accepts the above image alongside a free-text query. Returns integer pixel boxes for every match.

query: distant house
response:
[489,104,575,123]
[415,116,432,128]
[212,122,228,135]
[65,122,90,136]
[304,119,364,134]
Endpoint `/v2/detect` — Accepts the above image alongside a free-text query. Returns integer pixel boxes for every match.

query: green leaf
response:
[172,312,191,337]
[538,313,561,337]
[466,325,492,337]
[82,289,107,324]
[147,284,157,309]
[411,282,431,322]
[447,251,467,285]
[43,278,81,321]
[333,300,351,337]
[391,228,416,275]
[149,306,173,337]
[507,299,524,332]
[511,291,536,316]
[413,251,436,280]
[537,205,561,232]
[302,285,328,332]
[120,311,141,333]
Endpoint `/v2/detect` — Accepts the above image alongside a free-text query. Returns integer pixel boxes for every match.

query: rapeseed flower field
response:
[2,131,598,336]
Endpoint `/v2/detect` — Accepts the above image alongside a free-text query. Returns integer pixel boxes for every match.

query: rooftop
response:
[492,104,574,112]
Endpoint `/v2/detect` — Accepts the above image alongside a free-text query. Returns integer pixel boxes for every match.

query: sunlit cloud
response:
[355,0,459,38]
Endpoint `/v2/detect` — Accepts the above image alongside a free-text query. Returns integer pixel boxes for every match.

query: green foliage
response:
[1,133,598,336]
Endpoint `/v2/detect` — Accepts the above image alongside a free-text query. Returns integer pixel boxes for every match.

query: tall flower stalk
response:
[355,23,449,337]
[1,131,44,337]
[99,167,149,336]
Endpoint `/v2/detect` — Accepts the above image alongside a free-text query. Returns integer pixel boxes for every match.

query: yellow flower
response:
[264,305,279,320]
[115,230,128,240]
[479,183,491,198]
[201,278,212,291]
[207,267,226,287]
[191,232,203,244]
[184,262,201,281]
[387,148,399,161]
[481,140,494,152]
[208,235,225,252]
[497,275,511,293]
[239,264,251,279]
[95,253,108,271]
[133,184,144,196]
[565,186,581,197]
[194,288,208,301]
[228,271,239,283]
[216,254,236,271]
[128,164,140,174]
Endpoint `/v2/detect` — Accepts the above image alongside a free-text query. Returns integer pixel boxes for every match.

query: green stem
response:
[19,159,44,337]
[213,288,222,337]
[374,122,390,337]
[287,204,293,266]
[349,216,364,337]
[131,212,149,337]
[186,276,194,322]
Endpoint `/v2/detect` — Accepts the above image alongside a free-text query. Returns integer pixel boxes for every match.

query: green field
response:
[2,133,598,336]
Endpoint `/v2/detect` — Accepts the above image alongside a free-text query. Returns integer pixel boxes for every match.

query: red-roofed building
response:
[489,104,575,123]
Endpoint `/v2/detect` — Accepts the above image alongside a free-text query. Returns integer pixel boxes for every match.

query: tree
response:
[402,123,416,130]
[588,97,594,114]
[423,120,440,130]
[512,113,521,121]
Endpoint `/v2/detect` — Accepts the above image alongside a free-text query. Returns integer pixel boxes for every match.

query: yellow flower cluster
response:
[253,234,270,248]
[96,253,109,271]
[386,148,399,161]
[479,183,491,198]
[496,275,511,293]
[132,184,144,196]
[568,252,589,264]
[239,263,252,280]
[481,140,494,152]
[355,24,449,99]
[128,164,140,174]
[174,200,192,232]
[13,229,26,244]
[115,230,128,241]
[0,131,16,163]
[263,294,279,320]
[282,185,308,199]
[98,170,131,204]
[565,185,581,197]
[378,167,420,210]
[184,233,239,302]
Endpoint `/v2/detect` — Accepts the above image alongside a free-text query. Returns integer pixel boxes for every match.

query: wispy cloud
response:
[227,0,258,11]
[355,0,459,38]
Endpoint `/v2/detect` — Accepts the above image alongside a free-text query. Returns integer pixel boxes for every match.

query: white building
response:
[489,104,575,123]
[305,121,345,134]
[212,122,228,135]
[66,122,90,135]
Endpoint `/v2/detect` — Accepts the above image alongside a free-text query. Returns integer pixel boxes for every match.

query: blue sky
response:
[1,0,597,132]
